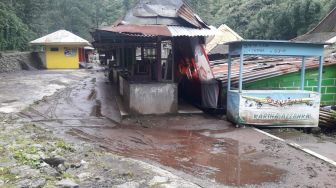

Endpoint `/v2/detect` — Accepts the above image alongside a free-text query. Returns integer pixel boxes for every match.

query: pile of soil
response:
[0,52,44,73]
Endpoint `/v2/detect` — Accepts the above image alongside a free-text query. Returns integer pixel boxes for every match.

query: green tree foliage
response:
[0,0,335,51]
[0,2,31,50]
[0,0,127,51]
[186,0,336,40]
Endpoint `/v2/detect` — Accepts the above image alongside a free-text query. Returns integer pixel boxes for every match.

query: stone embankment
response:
[0,52,44,73]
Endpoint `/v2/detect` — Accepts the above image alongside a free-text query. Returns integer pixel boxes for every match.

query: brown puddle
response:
[68,125,285,186]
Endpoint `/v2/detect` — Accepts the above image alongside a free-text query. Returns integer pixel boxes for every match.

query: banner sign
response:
[237,91,320,126]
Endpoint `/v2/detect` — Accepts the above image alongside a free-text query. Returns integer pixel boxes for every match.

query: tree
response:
[0,2,32,50]
[0,0,334,51]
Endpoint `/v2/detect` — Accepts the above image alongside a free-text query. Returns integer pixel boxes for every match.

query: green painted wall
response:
[244,65,336,106]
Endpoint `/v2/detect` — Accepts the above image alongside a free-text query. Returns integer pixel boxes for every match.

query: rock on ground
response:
[56,179,79,188]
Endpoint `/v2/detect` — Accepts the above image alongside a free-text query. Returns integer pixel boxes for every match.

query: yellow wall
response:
[46,46,79,69]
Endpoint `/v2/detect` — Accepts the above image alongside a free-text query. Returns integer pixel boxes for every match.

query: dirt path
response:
[1,69,336,187]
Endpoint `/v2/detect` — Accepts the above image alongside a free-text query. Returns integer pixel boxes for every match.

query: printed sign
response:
[238,92,320,126]
[64,48,77,57]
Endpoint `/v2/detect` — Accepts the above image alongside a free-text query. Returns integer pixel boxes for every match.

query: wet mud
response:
[11,70,336,187]
[90,100,103,117]
[68,123,285,186]
[264,128,336,161]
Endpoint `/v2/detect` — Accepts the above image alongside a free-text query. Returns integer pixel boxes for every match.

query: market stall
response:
[226,40,326,127]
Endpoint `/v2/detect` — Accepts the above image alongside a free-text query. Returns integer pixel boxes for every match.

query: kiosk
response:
[226,40,326,127]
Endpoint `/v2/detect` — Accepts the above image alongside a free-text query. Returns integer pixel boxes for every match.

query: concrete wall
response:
[129,83,178,114]
[119,76,178,115]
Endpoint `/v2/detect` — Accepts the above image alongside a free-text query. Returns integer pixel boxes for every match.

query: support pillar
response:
[239,53,244,93]
[227,54,232,91]
[301,56,306,90]
[318,56,324,93]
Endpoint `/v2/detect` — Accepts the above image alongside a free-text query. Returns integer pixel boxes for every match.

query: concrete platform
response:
[177,100,203,114]
[116,96,203,119]
[115,95,130,118]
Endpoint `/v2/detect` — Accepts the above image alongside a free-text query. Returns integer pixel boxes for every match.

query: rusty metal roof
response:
[99,24,215,37]
[211,56,336,86]
[93,0,213,41]
[120,0,208,28]
[176,3,205,28]
[101,24,172,37]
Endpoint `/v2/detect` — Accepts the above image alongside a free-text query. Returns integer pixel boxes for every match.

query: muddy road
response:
[2,69,336,187]
[0,70,90,113]
[263,128,336,162]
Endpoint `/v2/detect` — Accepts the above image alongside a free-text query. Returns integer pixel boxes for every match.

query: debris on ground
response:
[0,52,44,73]
[0,69,336,187]
[319,106,336,128]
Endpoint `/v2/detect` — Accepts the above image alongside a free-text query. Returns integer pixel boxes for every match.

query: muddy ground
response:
[263,128,336,162]
[0,69,336,187]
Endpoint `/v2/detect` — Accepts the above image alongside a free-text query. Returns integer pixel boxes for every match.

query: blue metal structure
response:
[226,40,327,127]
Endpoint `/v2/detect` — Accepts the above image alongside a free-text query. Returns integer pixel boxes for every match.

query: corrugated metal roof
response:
[101,24,171,37]
[177,3,205,28]
[294,32,336,43]
[210,56,336,86]
[309,7,336,33]
[99,25,215,37]
[132,0,183,18]
[294,7,336,43]
[167,26,215,37]
[30,30,91,46]
[93,0,213,42]
[122,0,208,28]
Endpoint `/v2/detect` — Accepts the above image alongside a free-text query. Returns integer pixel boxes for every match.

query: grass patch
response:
[13,146,41,168]
[62,172,75,179]
[56,140,75,152]
[0,167,18,182]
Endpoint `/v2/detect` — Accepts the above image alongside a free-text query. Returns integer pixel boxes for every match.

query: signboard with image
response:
[236,91,320,126]
[64,48,77,57]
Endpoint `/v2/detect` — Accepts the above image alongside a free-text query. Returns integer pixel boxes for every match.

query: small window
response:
[144,47,156,60]
[136,47,142,61]
[50,47,59,52]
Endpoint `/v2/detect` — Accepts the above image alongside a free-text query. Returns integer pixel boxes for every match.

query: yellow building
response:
[30,30,91,69]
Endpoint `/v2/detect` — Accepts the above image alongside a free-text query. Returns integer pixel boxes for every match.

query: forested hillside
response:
[187,0,336,40]
[0,0,335,51]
